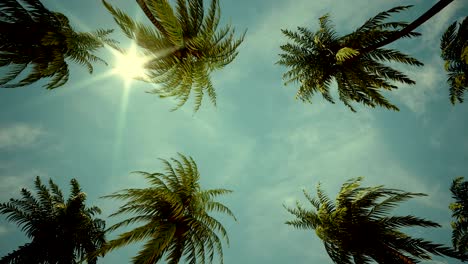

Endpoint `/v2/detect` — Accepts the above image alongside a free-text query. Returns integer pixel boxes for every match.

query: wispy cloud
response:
[0,124,44,149]
[0,173,40,201]
[392,63,445,114]
[0,226,8,236]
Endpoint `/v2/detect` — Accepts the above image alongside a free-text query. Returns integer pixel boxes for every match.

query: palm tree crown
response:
[441,17,468,104]
[278,6,424,112]
[285,177,460,263]
[0,176,106,264]
[101,153,236,264]
[450,177,468,258]
[102,0,245,112]
[0,0,117,89]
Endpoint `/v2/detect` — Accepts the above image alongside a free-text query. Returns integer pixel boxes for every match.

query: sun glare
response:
[111,44,149,86]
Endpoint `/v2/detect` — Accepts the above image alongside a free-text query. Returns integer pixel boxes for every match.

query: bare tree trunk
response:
[361,0,454,54]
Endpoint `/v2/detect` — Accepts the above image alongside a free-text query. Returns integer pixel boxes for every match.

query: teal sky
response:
[1,0,468,263]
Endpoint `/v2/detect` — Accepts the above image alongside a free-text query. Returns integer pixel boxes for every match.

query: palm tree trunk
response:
[135,0,169,38]
[361,0,454,54]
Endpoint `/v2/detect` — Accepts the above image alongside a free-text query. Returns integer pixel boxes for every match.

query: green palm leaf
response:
[102,0,245,112]
[441,17,468,104]
[0,0,117,90]
[449,177,468,259]
[0,176,106,264]
[285,177,460,263]
[278,6,424,112]
[100,153,235,264]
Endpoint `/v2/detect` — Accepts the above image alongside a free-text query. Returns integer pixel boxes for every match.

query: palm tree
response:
[441,17,468,104]
[0,0,118,89]
[278,1,454,112]
[285,177,460,263]
[450,177,468,259]
[100,153,236,264]
[0,176,106,264]
[102,0,245,112]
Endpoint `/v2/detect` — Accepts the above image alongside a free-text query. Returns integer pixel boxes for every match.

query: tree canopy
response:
[100,153,236,264]
[0,0,117,89]
[441,17,468,104]
[285,177,460,263]
[277,6,425,112]
[0,176,106,264]
[450,177,468,259]
[102,0,245,111]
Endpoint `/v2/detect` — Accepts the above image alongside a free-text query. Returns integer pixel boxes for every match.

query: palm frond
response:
[441,17,468,104]
[102,154,235,264]
[278,6,423,112]
[1,0,116,89]
[450,177,468,256]
[286,177,460,263]
[103,0,244,112]
[0,176,106,263]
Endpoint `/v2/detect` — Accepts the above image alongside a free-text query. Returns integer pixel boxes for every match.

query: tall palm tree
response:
[0,176,106,264]
[441,17,468,104]
[0,0,118,89]
[278,1,454,112]
[102,0,245,112]
[450,177,468,259]
[285,177,460,263]
[100,153,236,264]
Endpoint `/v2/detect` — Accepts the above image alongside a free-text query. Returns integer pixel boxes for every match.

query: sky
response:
[0,0,467,263]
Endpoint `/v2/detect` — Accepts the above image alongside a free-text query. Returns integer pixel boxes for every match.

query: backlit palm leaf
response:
[450,177,468,259]
[278,6,423,112]
[0,0,117,89]
[441,17,468,104]
[102,0,245,112]
[0,176,106,264]
[285,177,460,263]
[100,153,236,264]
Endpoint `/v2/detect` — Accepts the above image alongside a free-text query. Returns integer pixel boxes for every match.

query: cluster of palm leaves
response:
[450,177,468,258]
[441,17,468,104]
[1,0,464,111]
[0,0,117,89]
[0,176,106,264]
[99,153,235,264]
[0,155,235,264]
[2,169,466,263]
[1,0,468,263]
[277,6,424,112]
[102,0,245,111]
[285,177,460,263]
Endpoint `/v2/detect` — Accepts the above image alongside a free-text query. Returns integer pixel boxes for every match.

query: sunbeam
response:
[109,43,150,88]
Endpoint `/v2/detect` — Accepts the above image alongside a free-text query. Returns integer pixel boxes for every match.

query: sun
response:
[111,43,150,86]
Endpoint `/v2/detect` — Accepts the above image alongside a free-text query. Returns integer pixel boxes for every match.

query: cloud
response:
[0,124,44,149]
[0,226,8,236]
[0,173,41,201]
[391,62,445,114]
